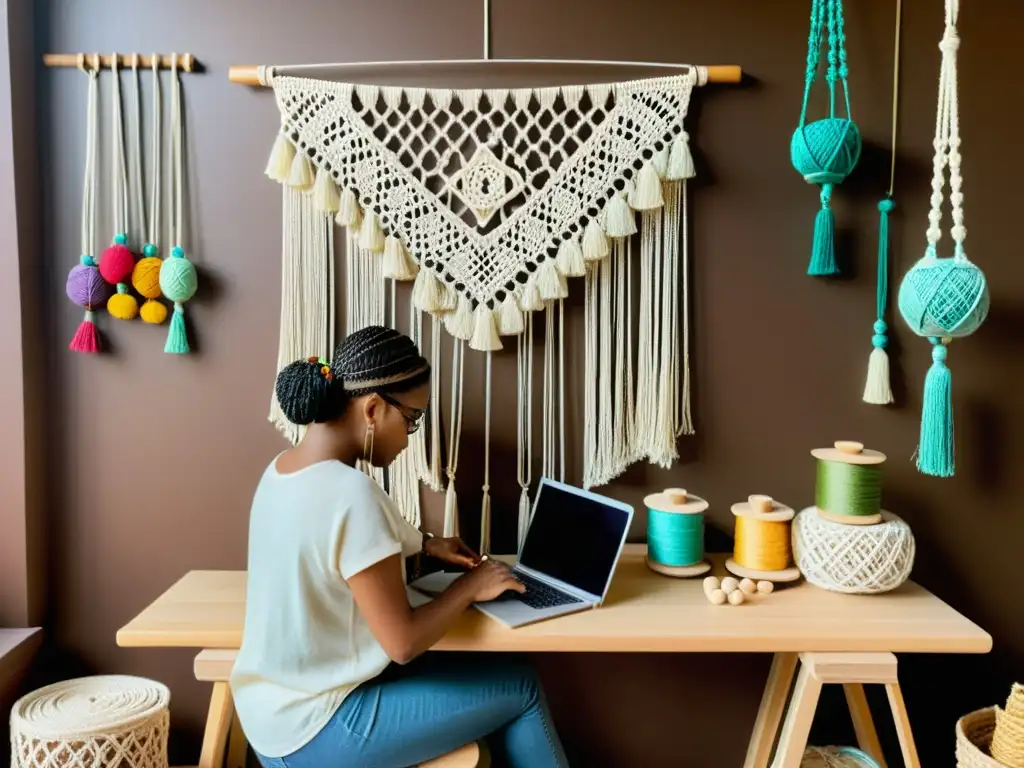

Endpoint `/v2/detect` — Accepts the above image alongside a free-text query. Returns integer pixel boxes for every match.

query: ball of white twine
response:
[10,675,170,768]
[792,507,915,595]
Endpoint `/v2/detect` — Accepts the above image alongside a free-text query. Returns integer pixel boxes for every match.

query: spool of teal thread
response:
[648,509,704,567]
[643,488,711,577]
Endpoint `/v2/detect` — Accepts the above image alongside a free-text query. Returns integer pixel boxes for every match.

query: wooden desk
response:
[117,546,991,766]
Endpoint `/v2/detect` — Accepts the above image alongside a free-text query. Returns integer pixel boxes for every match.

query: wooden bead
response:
[702,576,720,595]
[721,576,739,595]
[757,580,774,594]
[739,578,756,595]
[728,589,746,605]
[708,589,727,605]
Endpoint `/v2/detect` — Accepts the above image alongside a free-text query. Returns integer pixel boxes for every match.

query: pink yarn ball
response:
[66,264,113,309]
[99,243,135,284]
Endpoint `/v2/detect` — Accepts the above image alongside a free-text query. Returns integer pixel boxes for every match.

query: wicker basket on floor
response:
[957,707,1007,767]
[9,675,170,768]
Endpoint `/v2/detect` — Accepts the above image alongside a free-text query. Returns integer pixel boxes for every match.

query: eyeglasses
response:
[379,393,426,434]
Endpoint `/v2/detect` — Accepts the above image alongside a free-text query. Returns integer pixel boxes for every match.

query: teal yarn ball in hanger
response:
[790,117,862,185]
[159,249,198,303]
[897,246,989,339]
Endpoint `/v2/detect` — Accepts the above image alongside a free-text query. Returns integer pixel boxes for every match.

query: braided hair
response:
[275,326,430,426]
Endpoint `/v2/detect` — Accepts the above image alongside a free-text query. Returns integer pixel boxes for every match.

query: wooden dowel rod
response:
[43,53,196,72]
[228,62,741,86]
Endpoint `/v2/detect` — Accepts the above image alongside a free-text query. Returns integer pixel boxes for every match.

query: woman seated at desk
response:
[230,325,569,768]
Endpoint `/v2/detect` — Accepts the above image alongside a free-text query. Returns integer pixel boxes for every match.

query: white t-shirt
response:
[229,456,423,758]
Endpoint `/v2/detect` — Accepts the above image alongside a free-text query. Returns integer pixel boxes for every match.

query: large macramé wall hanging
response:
[239,53,740,550]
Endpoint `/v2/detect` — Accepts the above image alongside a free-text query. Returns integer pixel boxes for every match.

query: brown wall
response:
[30,0,1024,765]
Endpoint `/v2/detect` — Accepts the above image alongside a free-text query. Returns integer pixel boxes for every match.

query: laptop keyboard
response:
[498,570,584,610]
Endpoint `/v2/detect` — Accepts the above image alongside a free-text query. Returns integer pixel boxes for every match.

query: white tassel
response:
[555,238,586,277]
[312,168,340,213]
[518,279,544,312]
[470,306,502,352]
[629,161,664,210]
[412,268,445,313]
[537,260,568,301]
[358,211,386,252]
[652,146,670,178]
[444,295,476,340]
[498,294,525,335]
[382,235,418,281]
[517,486,531,555]
[667,132,696,181]
[863,347,894,405]
[336,188,362,228]
[265,132,295,183]
[287,150,315,190]
[479,489,491,555]
[443,482,459,538]
[604,193,637,238]
[583,219,610,262]
[438,279,458,312]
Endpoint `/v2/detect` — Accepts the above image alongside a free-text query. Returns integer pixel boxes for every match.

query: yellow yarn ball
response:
[108,292,139,321]
[132,257,163,299]
[139,299,168,325]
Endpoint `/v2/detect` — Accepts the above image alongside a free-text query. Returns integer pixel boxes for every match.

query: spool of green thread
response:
[815,460,882,518]
[648,509,704,567]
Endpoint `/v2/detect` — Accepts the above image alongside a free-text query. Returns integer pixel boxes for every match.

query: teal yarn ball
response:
[159,254,198,303]
[897,249,989,338]
[791,118,862,184]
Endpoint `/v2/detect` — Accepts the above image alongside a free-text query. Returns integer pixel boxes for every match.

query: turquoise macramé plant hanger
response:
[791,0,861,276]
[897,0,988,478]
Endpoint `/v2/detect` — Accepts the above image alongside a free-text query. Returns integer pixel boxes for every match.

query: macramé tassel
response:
[604,192,637,238]
[517,485,531,555]
[582,219,610,262]
[287,150,314,190]
[69,309,101,353]
[917,339,954,477]
[808,183,839,276]
[382,235,419,281]
[498,294,524,335]
[164,302,190,354]
[265,132,295,183]
[336,188,362,229]
[412,268,445,314]
[652,146,670,178]
[555,238,586,277]
[629,161,664,211]
[312,168,340,213]
[470,306,502,352]
[358,211,386,253]
[864,198,895,405]
[518,279,544,312]
[666,131,696,180]
[536,259,568,301]
[443,481,459,538]
[445,295,475,340]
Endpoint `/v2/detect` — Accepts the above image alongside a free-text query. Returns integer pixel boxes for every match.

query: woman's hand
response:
[424,536,481,569]
[457,560,526,603]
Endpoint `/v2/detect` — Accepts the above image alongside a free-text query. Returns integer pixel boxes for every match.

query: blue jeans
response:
[254,654,569,768]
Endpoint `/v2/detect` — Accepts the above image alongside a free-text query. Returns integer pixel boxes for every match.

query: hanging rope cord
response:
[168,54,184,249]
[110,55,129,239]
[78,56,99,259]
[128,56,146,248]
[799,0,853,127]
[148,54,161,249]
[878,0,901,323]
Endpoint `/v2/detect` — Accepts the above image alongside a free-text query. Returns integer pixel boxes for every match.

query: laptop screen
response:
[518,481,630,598]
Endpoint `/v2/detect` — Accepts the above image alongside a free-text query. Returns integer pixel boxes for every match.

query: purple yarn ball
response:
[66,264,113,309]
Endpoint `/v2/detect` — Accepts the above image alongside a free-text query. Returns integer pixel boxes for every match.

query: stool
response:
[9,675,170,768]
[745,652,920,768]
[191,649,481,768]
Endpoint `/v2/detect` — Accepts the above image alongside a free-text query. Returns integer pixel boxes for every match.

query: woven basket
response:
[956,707,1007,767]
[9,675,170,768]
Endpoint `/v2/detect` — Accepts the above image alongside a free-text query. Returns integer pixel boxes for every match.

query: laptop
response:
[412,478,634,628]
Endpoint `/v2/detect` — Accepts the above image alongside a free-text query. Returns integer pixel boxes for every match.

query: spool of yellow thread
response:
[726,494,802,583]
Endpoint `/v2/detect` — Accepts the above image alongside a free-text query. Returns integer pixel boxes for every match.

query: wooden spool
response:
[643,487,711,578]
[726,494,802,583]
[811,440,887,526]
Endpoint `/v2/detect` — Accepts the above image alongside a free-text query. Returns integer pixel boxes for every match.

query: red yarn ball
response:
[99,243,135,284]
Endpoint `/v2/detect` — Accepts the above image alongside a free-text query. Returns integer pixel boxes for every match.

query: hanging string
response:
[426,316,445,491]
[557,298,566,482]
[110,55,129,242]
[443,339,466,537]
[480,352,493,554]
[516,315,534,554]
[863,0,901,406]
[67,56,108,353]
[129,56,146,251]
[160,53,199,353]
